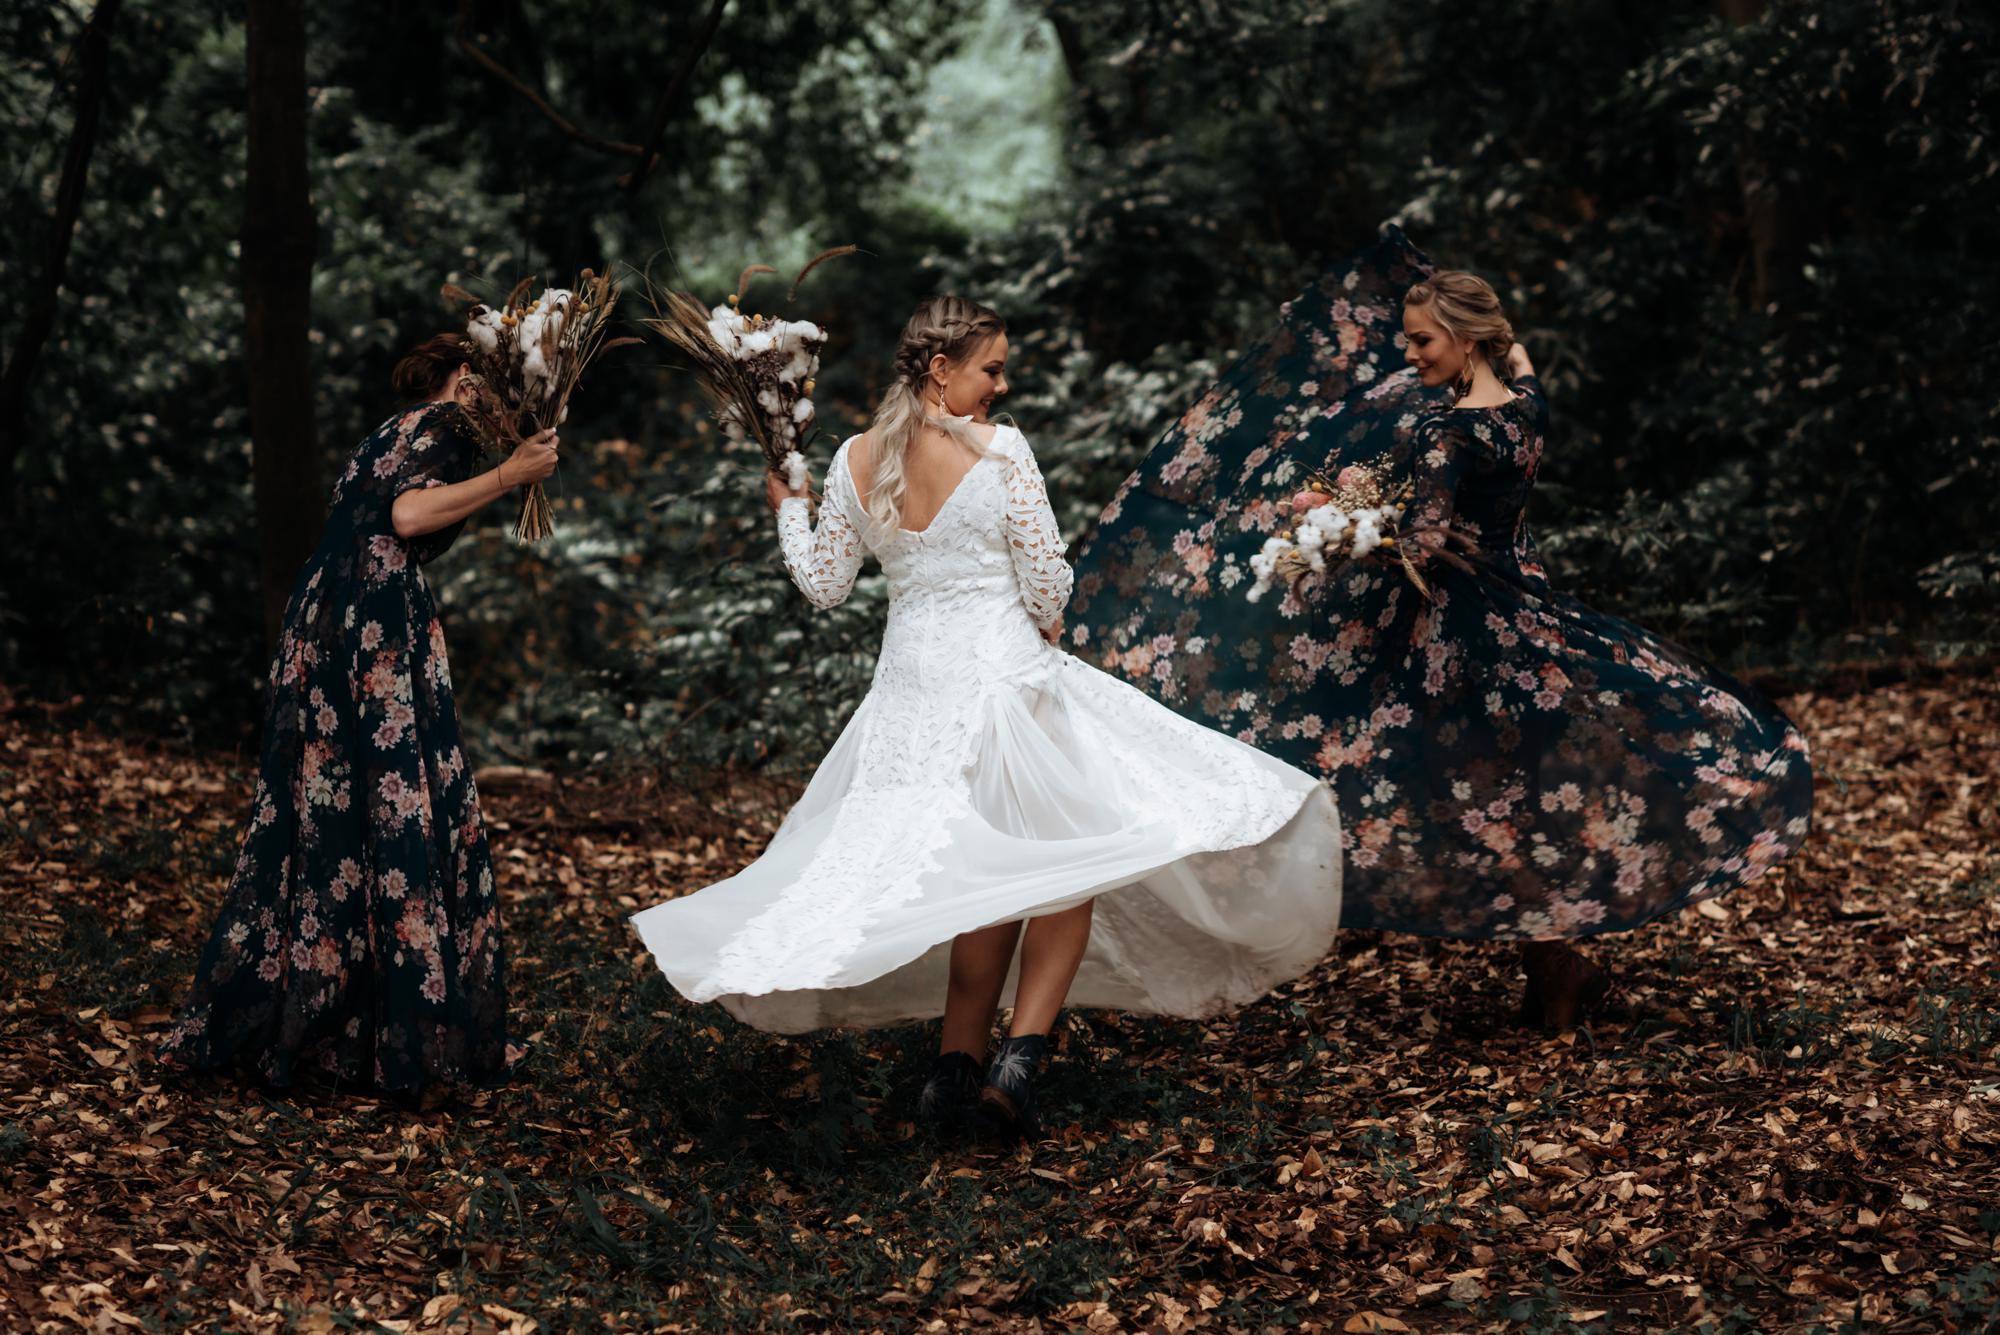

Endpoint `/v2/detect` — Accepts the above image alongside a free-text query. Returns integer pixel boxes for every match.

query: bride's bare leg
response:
[941,920,1022,1055]
[1008,901,1094,1036]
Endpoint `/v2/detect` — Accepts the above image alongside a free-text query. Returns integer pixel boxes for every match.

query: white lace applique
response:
[705,784,970,998]
[775,439,865,609]
[1001,432,1073,628]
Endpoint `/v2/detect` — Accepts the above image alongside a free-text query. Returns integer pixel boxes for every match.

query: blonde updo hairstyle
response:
[1403,270,1515,377]
[861,294,1008,532]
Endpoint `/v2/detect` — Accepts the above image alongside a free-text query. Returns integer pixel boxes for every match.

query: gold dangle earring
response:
[1453,347,1477,403]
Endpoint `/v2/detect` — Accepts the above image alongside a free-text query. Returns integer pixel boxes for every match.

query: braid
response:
[862,295,1009,532]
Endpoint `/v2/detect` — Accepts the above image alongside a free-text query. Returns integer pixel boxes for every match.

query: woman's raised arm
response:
[392,428,558,538]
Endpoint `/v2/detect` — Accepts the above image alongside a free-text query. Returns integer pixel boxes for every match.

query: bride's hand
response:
[1506,342,1535,379]
[1039,617,1064,647]
[764,469,808,513]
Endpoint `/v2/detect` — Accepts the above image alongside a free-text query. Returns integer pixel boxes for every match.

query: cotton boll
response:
[1303,505,1349,541]
[783,451,808,491]
[466,308,502,353]
[1295,525,1328,573]
[1352,513,1382,559]
[792,397,814,424]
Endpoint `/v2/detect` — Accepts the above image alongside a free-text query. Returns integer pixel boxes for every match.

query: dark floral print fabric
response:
[159,402,517,1091]
[1068,226,1813,940]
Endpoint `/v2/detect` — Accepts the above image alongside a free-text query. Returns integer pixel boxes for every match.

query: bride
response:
[632,295,1343,1138]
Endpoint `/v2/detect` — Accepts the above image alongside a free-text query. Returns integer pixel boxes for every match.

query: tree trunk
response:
[0,0,122,510]
[1716,0,1793,308]
[244,0,323,651]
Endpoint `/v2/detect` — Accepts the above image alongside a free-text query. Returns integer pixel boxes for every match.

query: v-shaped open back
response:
[848,429,999,536]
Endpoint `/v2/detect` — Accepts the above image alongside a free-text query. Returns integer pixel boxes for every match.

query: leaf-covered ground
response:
[2,675,1997,1334]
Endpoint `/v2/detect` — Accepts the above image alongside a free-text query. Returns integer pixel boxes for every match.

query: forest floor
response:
[1,674,1997,1335]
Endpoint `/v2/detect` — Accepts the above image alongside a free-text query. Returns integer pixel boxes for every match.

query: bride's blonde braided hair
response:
[862,295,1007,532]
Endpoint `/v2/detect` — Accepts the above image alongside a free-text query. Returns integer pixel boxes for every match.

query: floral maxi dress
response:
[158,402,516,1091]
[1067,227,1813,940]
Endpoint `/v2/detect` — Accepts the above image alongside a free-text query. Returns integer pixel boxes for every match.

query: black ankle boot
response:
[918,1051,983,1133]
[977,1033,1048,1142]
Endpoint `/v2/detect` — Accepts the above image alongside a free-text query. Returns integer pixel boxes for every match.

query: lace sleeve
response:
[1002,431,1074,628]
[1406,418,1472,568]
[776,443,866,610]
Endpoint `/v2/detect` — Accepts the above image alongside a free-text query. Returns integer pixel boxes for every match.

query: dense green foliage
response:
[3,0,1994,768]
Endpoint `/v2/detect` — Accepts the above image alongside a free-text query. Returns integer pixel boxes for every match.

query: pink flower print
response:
[360,621,384,651]
[1491,894,1516,912]
[373,441,410,479]
[1534,688,1562,710]
[421,968,448,1004]
[395,903,436,952]
[1181,391,1218,435]
[368,534,408,576]
[398,773,429,825]
[362,656,401,702]
[257,955,283,982]
[379,868,409,901]
[373,700,416,750]
[1461,809,1488,834]
[290,937,313,971]
[1745,830,1784,867]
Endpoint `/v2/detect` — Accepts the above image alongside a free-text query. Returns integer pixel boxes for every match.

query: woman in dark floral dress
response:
[1067,227,1813,1027]
[158,335,558,1093]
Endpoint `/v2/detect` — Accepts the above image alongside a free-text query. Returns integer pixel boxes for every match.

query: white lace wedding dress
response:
[631,426,1342,1032]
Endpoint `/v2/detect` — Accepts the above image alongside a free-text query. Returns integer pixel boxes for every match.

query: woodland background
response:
[3,2,1999,1333]
[3,0,1996,770]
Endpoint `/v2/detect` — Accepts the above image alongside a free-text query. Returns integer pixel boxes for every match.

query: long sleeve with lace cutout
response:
[1002,433,1074,628]
[775,443,865,609]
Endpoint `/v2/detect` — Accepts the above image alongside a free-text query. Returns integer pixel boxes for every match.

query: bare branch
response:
[453,0,644,159]
[622,0,730,191]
